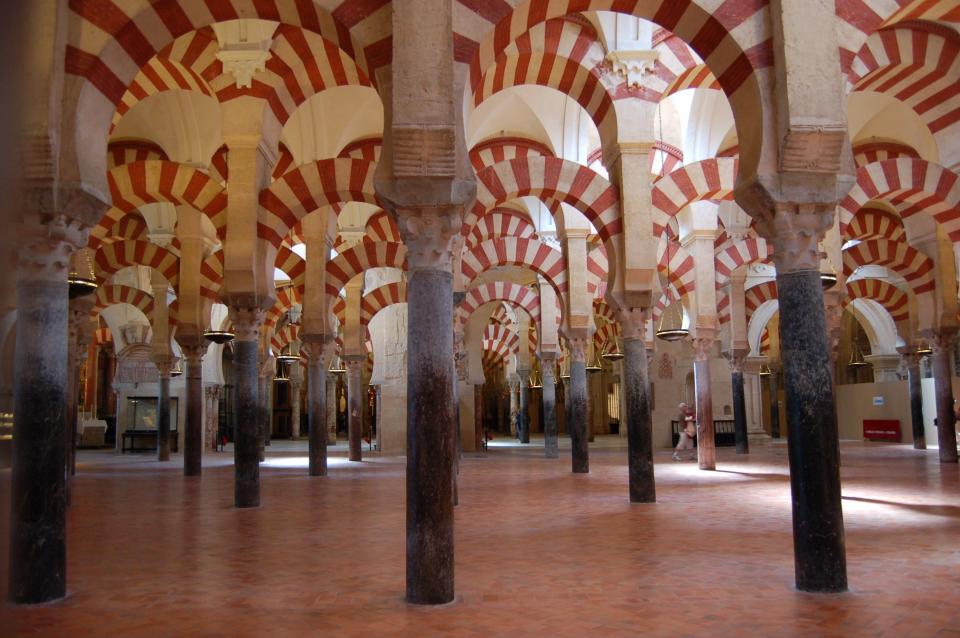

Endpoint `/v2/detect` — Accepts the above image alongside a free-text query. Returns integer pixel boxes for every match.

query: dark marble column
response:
[568,337,589,473]
[9,238,74,604]
[474,384,483,452]
[623,335,655,502]
[777,267,847,592]
[518,371,530,443]
[542,360,558,459]
[325,372,337,445]
[730,355,749,455]
[768,367,781,439]
[346,357,363,462]
[182,345,204,476]
[156,365,172,462]
[308,348,328,476]
[229,308,263,508]
[902,351,925,449]
[692,338,716,471]
[930,333,958,463]
[404,264,456,605]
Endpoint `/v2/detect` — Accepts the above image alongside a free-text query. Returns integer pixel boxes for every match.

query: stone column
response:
[692,338,716,471]
[154,359,173,462]
[765,208,847,592]
[9,223,82,604]
[204,385,221,452]
[325,371,337,445]
[729,354,749,454]
[930,332,958,463]
[228,307,264,508]
[542,357,558,459]
[290,373,303,440]
[474,384,483,452]
[901,351,925,449]
[622,315,655,502]
[345,357,364,462]
[768,365,781,439]
[182,344,204,476]
[508,379,518,437]
[306,343,329,475]
[568,336,589,473]
[518,370,530,443]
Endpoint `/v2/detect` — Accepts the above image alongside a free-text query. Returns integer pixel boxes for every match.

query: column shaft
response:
[347,360,363,462]
[693,340,716,471]
[732,370,749,454]
[569,360,588,473]
[519,380,530,443]
[769,372,781,439]
[624,338,654,501]
[184,352,203,476]
[290,381,302,440]
[309,356,328,476]
[405,268,455,604]
[9,273,68,603]
[234,339,260,507]
[157,374,171,462]
[542,365,558,458]
[325,374,337,445]
[474,384,483,452]
[905,356,925,449]
[777,269,847,592]
[931,338,958,463]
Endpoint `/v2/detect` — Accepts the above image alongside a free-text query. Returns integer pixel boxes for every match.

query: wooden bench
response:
[671,419,736,448]
[121,429,179,453]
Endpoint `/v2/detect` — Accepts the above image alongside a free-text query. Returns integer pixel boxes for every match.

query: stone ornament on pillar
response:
[759,203,834,273]
[397,208,459,273]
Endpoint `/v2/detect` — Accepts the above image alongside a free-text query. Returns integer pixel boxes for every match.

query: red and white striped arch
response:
[364,211,401,243]
[466,0,768,180]
[461,238,569,303]
[467,209,538,248]
[361,282,407,326]
[587,244,609,298]
[275,245,306,290]
[94,239,180,290]
[264,285,303,331]
[107,160,228,239]
[836,0,912,75]
[843,239,935,295]
[745,281,779,327]
[593,321,620,354]
[838,158,960,240]
[88,210,150,250]
[466,157,620,243]
[272,143,296,181]
[258,158,380,247]
[660,63,722,101]
[469,137,554,173]
[199,250,223,302]
[91,285,155,320]
[271,323,301,354]
[593,299,617,325]
[651,158,739,236]
[325,241,407,302]
[848,25,960,138]
[110,56,215,131]
[851,140,920,168]
[845,278,910,325]
[208,145,228,184]
[845,206,908,243]
[657,240,696,299]
[338,137,382,162]
[714,237,772,287]
[107,140,168,169]
[459,281,542,327]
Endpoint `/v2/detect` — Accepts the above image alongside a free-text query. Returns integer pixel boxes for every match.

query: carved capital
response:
[151,354,178,378]
[568,337,589,363]
[397,207,460,272]
[181,343,206,365]
[929,330,956,356]
[617,308,648,341]
[228,306,265,342]
[691,337,714,362]
[758,203,834,273]
[17,215,89,282]
[725,352,747,373]
[344,357,365,377]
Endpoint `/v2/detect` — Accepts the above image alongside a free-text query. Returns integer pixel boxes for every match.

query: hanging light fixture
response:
[656,237,690,342]
[329,356,347,375]
[759,362,772,377]
[276,348,300,365]
[68,250,98,298]
[602,337,624,361]
[847,300,870,369]
[917,342,933,356]
[586,349,603,373]
[204,328,235,344]
[529,369,542,389]
[820,268,838,290]
[169,359,183,378]
[274,361,290,383]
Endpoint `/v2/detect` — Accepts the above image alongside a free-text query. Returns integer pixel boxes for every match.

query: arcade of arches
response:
[2,0,960,634]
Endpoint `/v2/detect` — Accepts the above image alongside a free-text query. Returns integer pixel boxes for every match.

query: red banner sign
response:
[863,419,900,442]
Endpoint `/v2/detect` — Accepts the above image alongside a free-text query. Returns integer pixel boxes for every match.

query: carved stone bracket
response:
[603,49,659,89]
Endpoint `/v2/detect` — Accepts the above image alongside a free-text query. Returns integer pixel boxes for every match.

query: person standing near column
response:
[673,402,696,461]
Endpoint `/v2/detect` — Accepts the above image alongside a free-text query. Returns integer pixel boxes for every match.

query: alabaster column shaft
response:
[569,356,589,474]
[157,373,171,462]
[904,355,925,450]
[693,340,716,471]
[542,364,558,459]
[931,336,958,463]
[732,370,749,454]
[346,359,363,462]
[624,338,654,501]
[184,350,203,476]
[308,355,328,475]
[9,257,70,603]
[405,268,456,605]
[777,269,847,592]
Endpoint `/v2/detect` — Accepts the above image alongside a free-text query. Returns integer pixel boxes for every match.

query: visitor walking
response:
[673,402,696,461]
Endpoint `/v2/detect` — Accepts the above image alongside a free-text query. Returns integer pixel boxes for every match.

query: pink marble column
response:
[692,338,716,471]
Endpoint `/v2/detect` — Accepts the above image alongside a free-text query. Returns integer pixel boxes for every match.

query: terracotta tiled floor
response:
[2,438,959,637]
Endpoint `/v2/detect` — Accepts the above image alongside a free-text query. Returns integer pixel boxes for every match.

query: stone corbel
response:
[396,207,460,272]
[604,49,659,89]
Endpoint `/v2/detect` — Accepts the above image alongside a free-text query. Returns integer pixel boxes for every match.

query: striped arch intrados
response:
[468,1,764,183]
